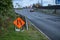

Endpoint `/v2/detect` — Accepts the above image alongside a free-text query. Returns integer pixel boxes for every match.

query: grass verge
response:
[0,21,48,40]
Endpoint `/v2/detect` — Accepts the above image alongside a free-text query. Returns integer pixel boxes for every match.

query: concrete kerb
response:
[27,18,51,40]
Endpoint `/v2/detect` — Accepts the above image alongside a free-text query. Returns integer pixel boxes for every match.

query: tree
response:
[16,3,21,8]
[0,0,15,33]
[32,3,42,8]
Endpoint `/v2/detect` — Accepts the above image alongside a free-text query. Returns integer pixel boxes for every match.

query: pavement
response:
[15,9,60,40]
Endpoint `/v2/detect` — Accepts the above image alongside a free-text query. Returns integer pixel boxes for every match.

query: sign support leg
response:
[25,17,28,30]
[15,27,20,32]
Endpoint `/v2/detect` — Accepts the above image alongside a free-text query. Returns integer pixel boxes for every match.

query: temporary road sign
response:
[13,17,25,29]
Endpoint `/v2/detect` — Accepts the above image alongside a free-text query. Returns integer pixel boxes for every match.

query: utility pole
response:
[55,0,57,14]
[38,0,39,3]
[41,0,43,6]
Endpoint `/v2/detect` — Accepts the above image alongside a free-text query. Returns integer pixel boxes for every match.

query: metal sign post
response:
[25,16,28,30]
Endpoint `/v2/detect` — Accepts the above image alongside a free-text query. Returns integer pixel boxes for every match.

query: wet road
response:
[15,9,60,40]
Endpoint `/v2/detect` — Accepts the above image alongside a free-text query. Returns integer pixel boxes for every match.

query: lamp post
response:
[41,0,43,6]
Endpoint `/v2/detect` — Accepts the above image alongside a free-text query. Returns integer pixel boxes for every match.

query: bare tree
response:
[16,3,21,8]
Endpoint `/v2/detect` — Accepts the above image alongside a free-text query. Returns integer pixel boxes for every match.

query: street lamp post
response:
[41,0,43,6]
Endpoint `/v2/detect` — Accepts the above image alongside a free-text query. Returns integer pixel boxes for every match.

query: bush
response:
[0,0,17,33]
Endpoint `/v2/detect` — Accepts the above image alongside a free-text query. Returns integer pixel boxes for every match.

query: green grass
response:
[14,8,23,10]
[0,23,48,40]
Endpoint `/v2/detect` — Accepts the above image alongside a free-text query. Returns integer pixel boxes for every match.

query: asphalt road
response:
[15,9,60,40]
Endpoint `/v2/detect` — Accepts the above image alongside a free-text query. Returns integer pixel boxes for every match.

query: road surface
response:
[15,9,60,40]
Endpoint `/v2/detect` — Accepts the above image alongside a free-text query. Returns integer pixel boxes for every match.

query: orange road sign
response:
[13,17,25,29]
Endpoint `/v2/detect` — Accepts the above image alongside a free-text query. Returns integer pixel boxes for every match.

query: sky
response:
[12,0,56,8]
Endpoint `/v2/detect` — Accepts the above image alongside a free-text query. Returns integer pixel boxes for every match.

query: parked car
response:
[30,9,34,12]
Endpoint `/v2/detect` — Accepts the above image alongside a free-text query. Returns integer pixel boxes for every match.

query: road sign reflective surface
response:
[13,17,25,29]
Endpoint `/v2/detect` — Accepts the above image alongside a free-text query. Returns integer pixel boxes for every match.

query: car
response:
[30,9,34,12]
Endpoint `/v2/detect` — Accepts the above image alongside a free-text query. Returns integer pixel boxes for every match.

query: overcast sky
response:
[12,0,55,8]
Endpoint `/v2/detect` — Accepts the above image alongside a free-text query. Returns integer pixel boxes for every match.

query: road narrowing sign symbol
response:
[13,17,25,29]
